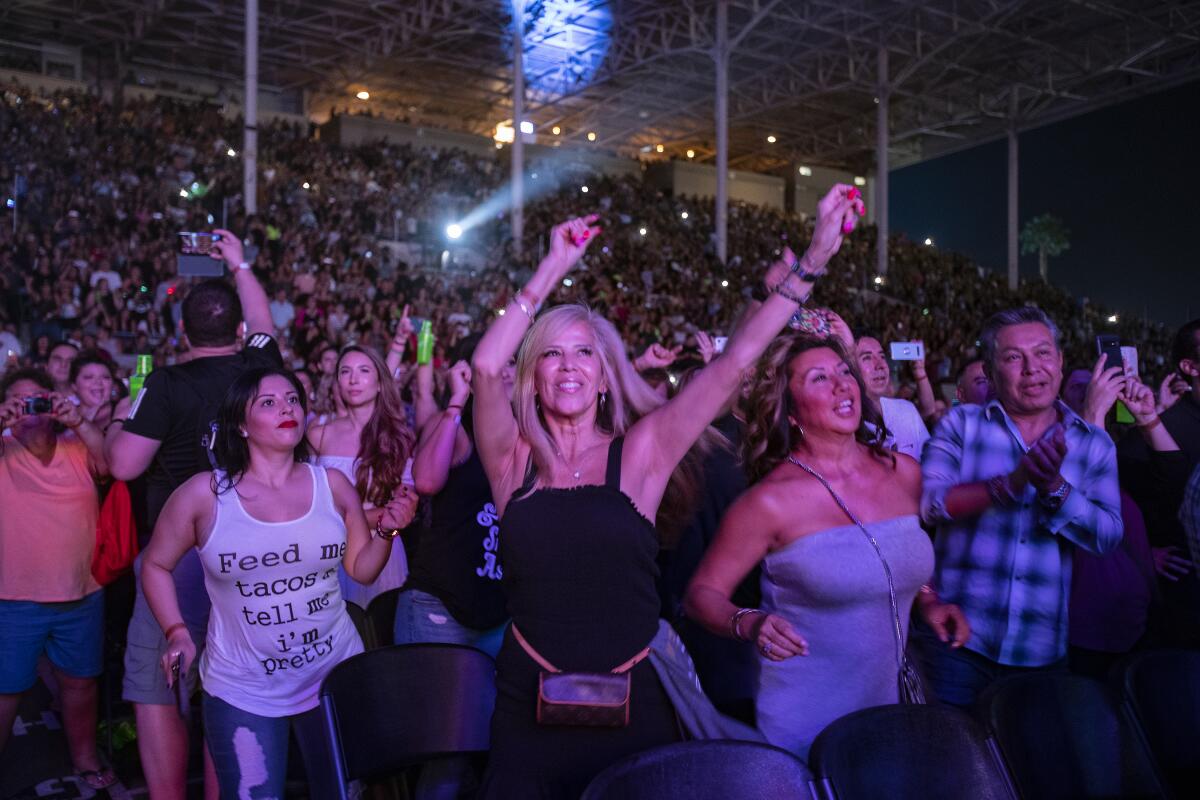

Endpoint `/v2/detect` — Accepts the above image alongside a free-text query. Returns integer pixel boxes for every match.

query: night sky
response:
[890,79,1200,327]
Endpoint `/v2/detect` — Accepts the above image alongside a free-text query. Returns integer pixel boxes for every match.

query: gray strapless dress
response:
[755,514,933,759]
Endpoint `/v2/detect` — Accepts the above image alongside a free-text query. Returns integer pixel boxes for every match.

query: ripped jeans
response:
[202,692,338,799]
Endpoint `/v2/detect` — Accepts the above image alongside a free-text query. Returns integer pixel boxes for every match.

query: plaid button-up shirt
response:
[921,399,1123,667]
[1181,462,1200,572]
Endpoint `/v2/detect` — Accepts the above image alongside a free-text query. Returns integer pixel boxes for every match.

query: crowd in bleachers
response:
[2,78,1199,800]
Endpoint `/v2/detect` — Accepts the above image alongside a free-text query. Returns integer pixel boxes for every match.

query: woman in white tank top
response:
[140,367,417,798]
[308,345,418,608]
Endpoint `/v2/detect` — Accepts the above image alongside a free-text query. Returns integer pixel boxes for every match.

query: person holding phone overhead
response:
[917,307,1123,707]
[104,229,280,800]
[471,184,863,798]
[141,368,407,798]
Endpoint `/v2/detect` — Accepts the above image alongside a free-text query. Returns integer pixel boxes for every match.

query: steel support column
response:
[243,0,258,216]
[875,43,889,277]
[714,0,729,264]
[511,0,526,258]
[1007,89,1019,291]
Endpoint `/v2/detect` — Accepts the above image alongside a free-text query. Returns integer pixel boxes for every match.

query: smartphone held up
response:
[177,232,225,277]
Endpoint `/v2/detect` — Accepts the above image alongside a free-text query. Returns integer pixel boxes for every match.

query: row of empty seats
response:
[315,645,1200,799]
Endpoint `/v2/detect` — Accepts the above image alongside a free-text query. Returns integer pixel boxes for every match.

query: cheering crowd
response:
[3,79,1200,799]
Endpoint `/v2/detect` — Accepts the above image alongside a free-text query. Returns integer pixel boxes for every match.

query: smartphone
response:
[1096,335,1123,373]
[890,341,925,361]
[171,652,191,720]
[713,336,728,354]
[1120,346,1139,378]
[177,232,225,277]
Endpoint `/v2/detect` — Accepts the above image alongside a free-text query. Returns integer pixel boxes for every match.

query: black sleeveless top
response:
[499,436,661,670]
[406,447,508,630]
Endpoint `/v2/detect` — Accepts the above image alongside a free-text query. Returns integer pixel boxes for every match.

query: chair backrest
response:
[982,673,1166,799]
[366,587,402,648]
[1121,649,1200,797]
[344,600,378,650]
[319,643,496,793]
[808,704,1017,800]
[580,740,815,800]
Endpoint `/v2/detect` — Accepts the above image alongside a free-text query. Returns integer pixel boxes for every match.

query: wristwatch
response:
[1039,478,1071,511]
[374,519,402,540]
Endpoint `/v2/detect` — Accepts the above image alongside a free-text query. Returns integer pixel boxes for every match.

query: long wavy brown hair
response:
[337,345,415,507]
[742,333,892,484]
[512,304,715,545]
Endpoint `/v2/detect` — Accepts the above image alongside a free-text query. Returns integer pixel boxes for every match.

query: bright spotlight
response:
[563,278,574,287]
[356,91,370,100]
[179,188,188,198]
[638,227,647,236]
[681,211,689,220]
[854,176,867,186]
[1107,314,1119,323]
[924,237,933,246]
[302,181,311,189]
[446,223,463,240]
[587,131,597,142]
[873,275,885,286]
[552,125,561,135]
[581,185,589,193]
[686,149,695,158]
[519,120,534,135]
[227,148,237,157]
[767,135,777,143]
[655,144,664,153]
[798,165,813,176]
[720,280,729,288]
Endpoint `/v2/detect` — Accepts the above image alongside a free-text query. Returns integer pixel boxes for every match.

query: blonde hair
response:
[512,304,711,544]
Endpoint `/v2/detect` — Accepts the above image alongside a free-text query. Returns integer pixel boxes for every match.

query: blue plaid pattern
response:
[1181,462,1200,572]
[921,399,1122,667]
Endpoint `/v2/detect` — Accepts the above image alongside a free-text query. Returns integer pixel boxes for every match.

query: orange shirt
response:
[0,433,100,602]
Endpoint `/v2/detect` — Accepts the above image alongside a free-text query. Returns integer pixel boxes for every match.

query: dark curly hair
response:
[742,333,892,484]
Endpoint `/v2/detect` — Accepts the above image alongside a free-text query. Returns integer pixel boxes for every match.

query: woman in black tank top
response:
[472,193,861,798]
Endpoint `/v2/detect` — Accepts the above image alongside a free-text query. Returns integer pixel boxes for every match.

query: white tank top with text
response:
[198,463,363,716]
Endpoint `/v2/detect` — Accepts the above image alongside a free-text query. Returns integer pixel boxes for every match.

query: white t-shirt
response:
[879,396,930,461]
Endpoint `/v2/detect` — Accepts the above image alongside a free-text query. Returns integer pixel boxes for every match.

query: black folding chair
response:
[319,643,496,799]
[982,672,1166,799]
[808,704,1017,800]
[367,587,402,648]
[1120,649,1200,798]
[581,739,815,800]
[345,600,378,650]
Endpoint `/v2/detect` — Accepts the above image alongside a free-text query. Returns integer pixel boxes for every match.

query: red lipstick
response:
[277,420,299,429]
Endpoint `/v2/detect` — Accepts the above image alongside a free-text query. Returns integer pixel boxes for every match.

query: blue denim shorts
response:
[0,590,104,692]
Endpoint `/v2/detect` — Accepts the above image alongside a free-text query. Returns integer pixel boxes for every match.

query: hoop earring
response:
[599,391,608,410]
[789,417,804,439]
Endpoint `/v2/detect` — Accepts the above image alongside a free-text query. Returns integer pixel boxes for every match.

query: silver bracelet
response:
[730,607,764,642]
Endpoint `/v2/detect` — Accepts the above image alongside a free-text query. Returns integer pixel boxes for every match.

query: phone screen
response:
[177,232,225,277]
[1096,335,1123,373]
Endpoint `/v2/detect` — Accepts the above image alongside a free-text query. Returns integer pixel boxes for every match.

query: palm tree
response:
[1020,214,1071,282]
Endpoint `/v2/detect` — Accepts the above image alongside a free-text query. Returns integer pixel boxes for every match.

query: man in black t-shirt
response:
[104,230,280,799]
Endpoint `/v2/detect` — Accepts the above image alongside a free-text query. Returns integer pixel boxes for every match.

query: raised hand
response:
[1157,372,1189,415]
[695,332,717,365]
[1083,355,1125,426]
[798,184,865,275]
[1120,377,1159,426]
[209,228,245,269]
[50,392,83,429]
[544,215,602,277]
[824,310,855,352]
[447,360,472,405]
[0,396,22,429]
[634,343,681,372]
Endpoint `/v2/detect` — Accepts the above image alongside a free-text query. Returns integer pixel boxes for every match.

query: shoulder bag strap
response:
[512,622,650,675]
[786,456,908,676]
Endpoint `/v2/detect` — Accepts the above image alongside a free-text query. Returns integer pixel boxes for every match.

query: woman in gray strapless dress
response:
[685,335,970,760]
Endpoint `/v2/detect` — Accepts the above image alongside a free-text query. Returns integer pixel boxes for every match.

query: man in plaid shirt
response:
[918,307,1123,707]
